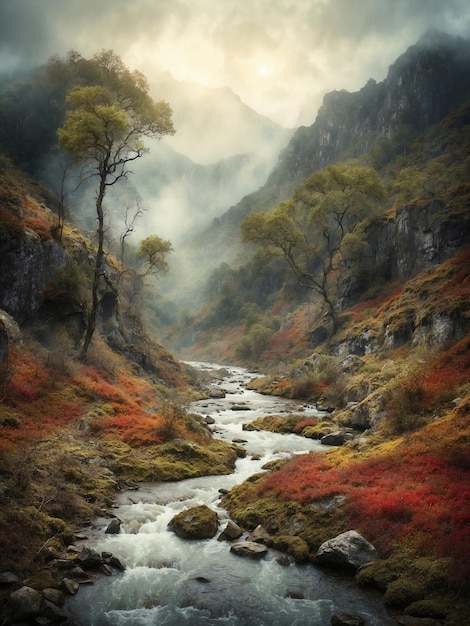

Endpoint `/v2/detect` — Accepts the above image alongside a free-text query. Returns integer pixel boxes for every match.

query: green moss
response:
[24,570,59,591]
[169,505,218,539]
[101,437,242,483]
[406,598,448,619]
[384,576,429,607]
[243,414,299,433]
[272,535,310,562]
[355,559,401,591]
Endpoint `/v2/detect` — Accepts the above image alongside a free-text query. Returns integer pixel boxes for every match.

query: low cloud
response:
[1,0,469,126]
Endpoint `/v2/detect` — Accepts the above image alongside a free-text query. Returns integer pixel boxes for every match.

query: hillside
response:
[165,34,470,624]
[0,163,243,582]
[160,30,470,305]
[0,31,469,625]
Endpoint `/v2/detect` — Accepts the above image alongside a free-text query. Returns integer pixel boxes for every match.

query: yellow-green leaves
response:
[58,86,129,159]
[137,235,173,276]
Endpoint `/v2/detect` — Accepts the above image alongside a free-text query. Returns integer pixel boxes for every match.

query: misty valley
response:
[0,29,470,626]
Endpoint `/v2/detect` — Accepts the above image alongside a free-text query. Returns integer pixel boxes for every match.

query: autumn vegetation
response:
[176,99,470,623]
[0,166,242,579]
[0,40,469,625]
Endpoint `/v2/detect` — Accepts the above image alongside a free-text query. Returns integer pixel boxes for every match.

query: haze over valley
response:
[0,3,470,625]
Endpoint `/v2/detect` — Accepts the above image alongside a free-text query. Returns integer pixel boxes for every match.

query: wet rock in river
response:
[217,519,243,541]
[331,611,365,625]
[105,518,122,534]
[75,547,103,569]
[168,504,219,539]
[230,540,268,559]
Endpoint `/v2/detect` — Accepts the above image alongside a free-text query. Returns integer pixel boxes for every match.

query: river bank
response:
[63,362,396,625]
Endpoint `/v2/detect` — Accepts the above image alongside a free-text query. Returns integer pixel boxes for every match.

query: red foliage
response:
[92,410,166,446]
[260,417,470,576]
[414,336,470,407]
[293,418,318,434]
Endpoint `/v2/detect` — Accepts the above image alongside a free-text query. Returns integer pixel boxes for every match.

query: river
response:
[65,362,394,625]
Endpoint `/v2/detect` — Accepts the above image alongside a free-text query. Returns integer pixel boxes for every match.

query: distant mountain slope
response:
[0,61,292,247]
[150,73,293,165]
[125,74,293,245]
[165,30,470,300]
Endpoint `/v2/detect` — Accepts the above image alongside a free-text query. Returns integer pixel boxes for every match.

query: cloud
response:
[1,0,469,126]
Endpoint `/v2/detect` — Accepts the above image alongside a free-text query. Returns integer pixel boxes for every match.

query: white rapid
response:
[65,363,394,625]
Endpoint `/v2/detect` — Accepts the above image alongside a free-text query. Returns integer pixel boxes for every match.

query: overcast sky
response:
[1,0,469,127]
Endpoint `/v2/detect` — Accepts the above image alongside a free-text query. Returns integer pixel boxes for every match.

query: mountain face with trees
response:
[0,32,469,625]
[169,30,470,295]
[165,34,470,622]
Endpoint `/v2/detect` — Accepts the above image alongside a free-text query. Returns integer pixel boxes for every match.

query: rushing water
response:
[65,362,394,625]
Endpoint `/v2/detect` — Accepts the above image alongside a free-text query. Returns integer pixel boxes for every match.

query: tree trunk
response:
[80,176,106,359]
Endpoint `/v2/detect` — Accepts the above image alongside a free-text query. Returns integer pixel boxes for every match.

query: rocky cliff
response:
[269,30,470,195]
[0,230,69,324]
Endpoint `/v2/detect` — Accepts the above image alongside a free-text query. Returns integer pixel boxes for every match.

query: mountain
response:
[149,73,293,165]
[167,30,470,295]
[0,63,292,247]
[123,75,293,245]
[0,32,469,624]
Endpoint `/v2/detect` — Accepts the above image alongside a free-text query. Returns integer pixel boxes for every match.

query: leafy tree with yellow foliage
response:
[57,50,175,358]
[242,163,386,336]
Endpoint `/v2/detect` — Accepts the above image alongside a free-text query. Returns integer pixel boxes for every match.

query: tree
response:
[137,235,173,276]
[242,163,386,336]
[57,50,175,358]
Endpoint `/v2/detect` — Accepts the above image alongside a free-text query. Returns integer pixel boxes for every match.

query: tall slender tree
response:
[57,50,175,358]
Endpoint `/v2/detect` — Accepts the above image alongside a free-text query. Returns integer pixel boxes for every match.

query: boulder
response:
[7,586,42,620]
[247,524,272,545]
[315,530,378,570]
[104,554,126,571]
[321,431,345,446]
[105,518,122,534]
[42,587,65,606]
[168,505,219,539]
[0,571,20,586]
[41,598,68,622]
[209,387,226,398]
[59,578,80,595]
[230,540,268,559]
[75,547,103,569]
[217,519,243,541]
[331,611,365,625]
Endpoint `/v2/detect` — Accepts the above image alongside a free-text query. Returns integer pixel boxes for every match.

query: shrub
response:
[385,374,427,434]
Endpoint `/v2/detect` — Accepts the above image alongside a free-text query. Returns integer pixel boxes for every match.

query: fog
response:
[1,1,469,319]
[1,0,469,128]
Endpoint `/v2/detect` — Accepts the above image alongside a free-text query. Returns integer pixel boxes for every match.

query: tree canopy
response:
[137,235,173,276]
[242,163,386,334]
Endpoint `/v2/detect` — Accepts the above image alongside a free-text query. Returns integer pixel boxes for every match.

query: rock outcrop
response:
[0,231,69,324]
[315,530,378,570]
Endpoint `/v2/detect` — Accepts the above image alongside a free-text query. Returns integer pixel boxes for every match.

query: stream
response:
[65,362,394,625]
